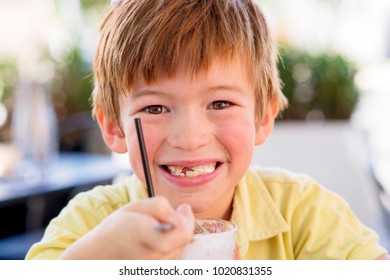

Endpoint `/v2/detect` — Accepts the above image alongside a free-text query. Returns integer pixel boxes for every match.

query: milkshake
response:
[180,218,237,260]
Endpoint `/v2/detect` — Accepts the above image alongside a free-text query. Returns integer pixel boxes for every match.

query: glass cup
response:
[179,218,237,260]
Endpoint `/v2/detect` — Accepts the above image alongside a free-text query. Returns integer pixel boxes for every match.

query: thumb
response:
[175,204,195,233]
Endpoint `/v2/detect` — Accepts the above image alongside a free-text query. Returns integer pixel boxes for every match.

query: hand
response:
[60,196,194,259]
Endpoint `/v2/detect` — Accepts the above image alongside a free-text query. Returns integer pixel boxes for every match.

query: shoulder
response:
[25,174,147,260]
[244,166,386,259]
[63,174,147,216]
[244,166,353,224]
[246,165,330,201]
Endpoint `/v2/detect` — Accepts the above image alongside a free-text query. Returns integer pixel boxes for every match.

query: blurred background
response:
[0,0,389,259]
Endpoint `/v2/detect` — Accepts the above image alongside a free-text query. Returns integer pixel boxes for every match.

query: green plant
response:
[0,57,18,104]
[50,46,93,117]
[49,0,108,120]
[79,0,108,12]
[277,46,359,120]
[0,57,18,141]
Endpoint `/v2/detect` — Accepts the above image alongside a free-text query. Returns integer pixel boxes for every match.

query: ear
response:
[95,107,127,153]
[255,100,278,146]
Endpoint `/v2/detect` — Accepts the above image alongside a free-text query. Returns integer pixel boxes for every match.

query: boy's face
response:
[99,59,276,219]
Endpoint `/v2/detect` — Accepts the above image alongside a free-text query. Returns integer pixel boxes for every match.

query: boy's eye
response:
[209,100,232,110]
[143,105,167,114]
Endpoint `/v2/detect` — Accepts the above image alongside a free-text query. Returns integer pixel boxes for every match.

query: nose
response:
[166,109,213,151]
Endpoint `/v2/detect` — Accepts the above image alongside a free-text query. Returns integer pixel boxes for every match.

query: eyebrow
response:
[206,85,247,95]
[129,89,168,100]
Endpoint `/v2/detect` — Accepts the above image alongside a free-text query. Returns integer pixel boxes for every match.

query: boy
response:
[26,0,389,259]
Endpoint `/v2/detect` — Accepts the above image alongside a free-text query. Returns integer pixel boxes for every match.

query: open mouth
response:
[162,162,222,177]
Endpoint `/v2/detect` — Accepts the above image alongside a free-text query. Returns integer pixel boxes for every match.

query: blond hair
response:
[92,0,287,124]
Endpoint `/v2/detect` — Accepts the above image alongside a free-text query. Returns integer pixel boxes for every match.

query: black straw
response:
[135,118,155,198]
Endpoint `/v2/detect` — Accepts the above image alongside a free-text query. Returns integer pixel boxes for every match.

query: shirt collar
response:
[231,169,289,256]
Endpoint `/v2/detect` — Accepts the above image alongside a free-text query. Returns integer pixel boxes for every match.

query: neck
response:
[194,189,235,221]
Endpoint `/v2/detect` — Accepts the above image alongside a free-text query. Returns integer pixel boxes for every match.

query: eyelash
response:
[208,100,232,110]
[142,101,232,115]
[143,105,168,114]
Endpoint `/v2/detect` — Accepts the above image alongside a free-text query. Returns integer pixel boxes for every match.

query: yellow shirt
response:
[26,166,387,260]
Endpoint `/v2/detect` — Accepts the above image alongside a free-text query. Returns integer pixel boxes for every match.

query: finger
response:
[122,196,177,224]
[113,211,177,258]
[114,203,194,259]
[151,203,195,232]
[175,203,195,234]
[140,219,194,254]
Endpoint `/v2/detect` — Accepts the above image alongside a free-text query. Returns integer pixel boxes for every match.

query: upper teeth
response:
[167,164,216,177]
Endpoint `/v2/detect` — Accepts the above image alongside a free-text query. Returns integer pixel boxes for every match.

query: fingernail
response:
[154,223,175,232]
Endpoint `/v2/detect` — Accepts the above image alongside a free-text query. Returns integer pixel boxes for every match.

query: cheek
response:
[217,115,256,160]
[126,133,141,176]
[126,125,162,176]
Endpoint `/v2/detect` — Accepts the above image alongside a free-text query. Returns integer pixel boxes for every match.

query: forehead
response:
[128,56,253,91]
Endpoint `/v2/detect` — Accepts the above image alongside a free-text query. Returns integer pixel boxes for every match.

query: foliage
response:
[277,46,359,120]
[48,0,108,120]
[50,46,93,119]
[0,57,18,104]
[80,0,108,12]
